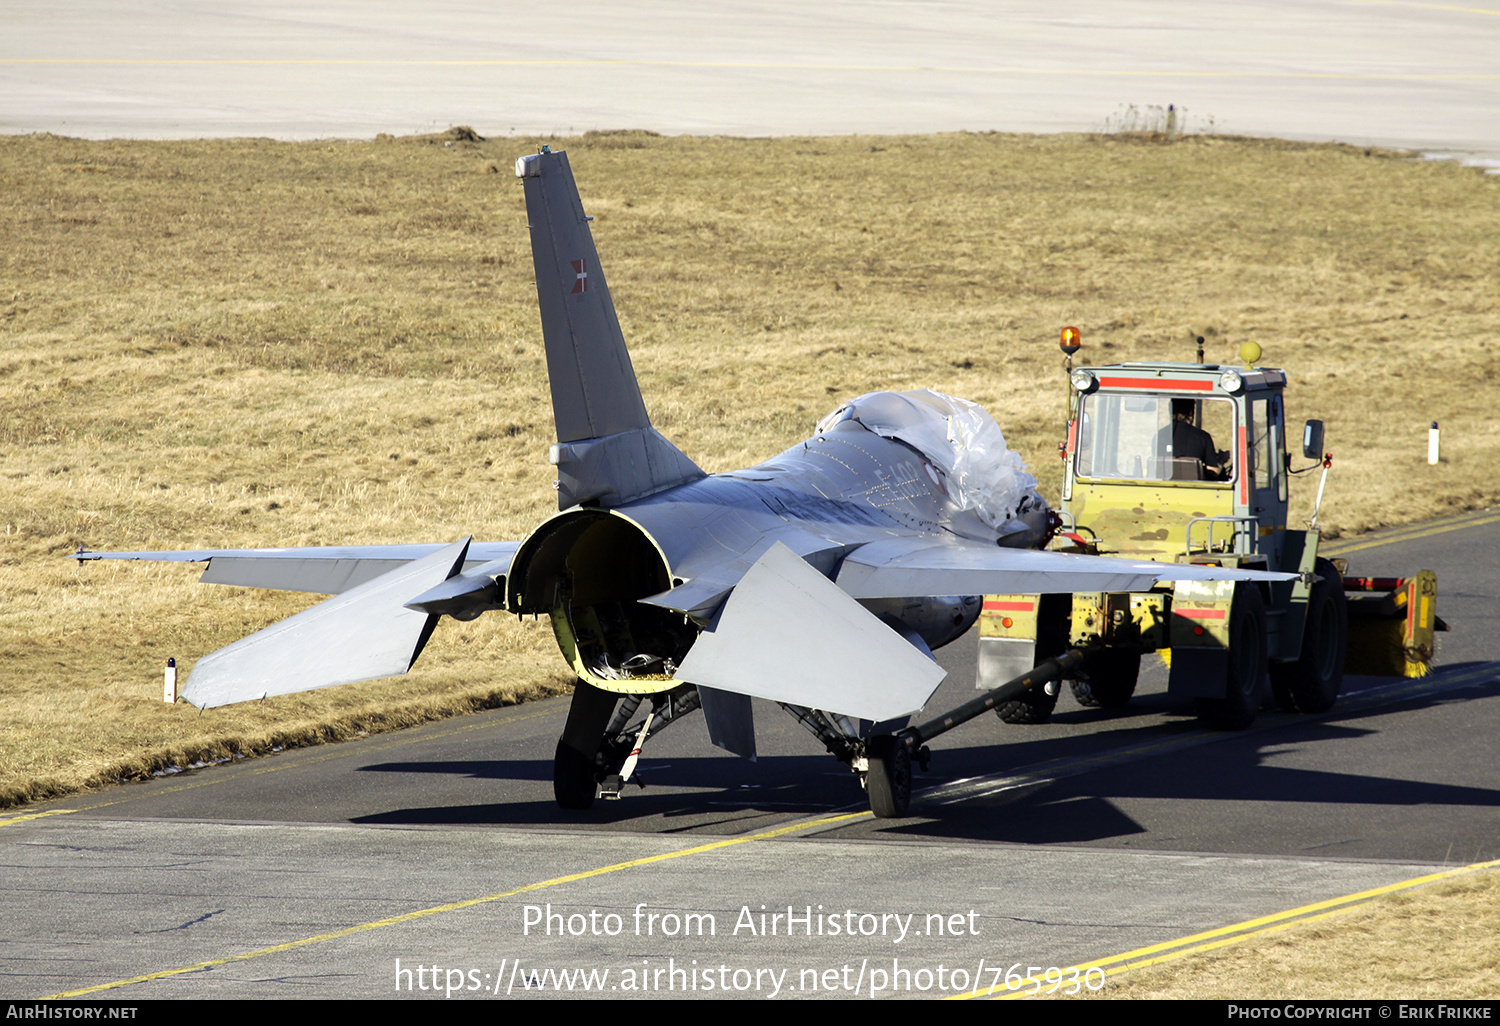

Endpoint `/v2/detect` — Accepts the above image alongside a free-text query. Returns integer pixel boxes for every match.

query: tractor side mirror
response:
[1302,420,1324,459]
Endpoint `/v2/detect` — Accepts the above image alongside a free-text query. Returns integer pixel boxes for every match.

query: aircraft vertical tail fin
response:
[517,148,703,508]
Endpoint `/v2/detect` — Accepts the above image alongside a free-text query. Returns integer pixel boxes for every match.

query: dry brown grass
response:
[3,128,1498,807]
[3,128,1499,997]
[1088,867,1500,1000]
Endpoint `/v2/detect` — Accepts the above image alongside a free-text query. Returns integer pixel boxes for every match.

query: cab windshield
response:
[1075,393,1234,483]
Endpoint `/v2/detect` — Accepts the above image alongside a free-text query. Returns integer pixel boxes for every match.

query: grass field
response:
[3,127,1498,996]
[1087,865,1500,1000]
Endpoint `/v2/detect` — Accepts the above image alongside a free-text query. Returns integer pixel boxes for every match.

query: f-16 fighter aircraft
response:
[78,148,1289,816]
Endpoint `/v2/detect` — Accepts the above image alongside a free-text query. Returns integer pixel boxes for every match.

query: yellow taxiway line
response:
[953,855,1500,999]
[1322,509,1500,557]
[40,810,871,999]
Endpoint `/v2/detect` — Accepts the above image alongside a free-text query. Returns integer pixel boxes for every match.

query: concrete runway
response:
[4,511,1497,999]
[3,1,1499,163]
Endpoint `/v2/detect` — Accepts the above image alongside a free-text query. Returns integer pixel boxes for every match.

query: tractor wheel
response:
[1194,582,1269,730]
[995,685,1059,724]
[995,595,1068,724]
[1270,558,1348,713]
[1069,649,1142,709]
[866,735,912,819]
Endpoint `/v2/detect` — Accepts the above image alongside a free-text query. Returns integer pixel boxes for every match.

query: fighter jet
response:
[78,148,1289,816]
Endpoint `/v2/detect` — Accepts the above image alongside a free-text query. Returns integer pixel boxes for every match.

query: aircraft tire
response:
[553,739,597,809]
[553,679,618,810]
[1270,558,1347,713]
[866,735,912,819]
[1194,582,1268,730]
[1068,650,1141,709]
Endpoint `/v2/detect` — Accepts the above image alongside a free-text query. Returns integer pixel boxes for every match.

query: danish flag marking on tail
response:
[571,258,589,294]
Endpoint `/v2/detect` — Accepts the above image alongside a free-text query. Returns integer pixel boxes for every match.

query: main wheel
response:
[1195,582,1269,730]
[552,679,618,810]
[553,739,598,810]
[866,735,912,818]
[1270,558,1347,713]
[1069,649,1142,709]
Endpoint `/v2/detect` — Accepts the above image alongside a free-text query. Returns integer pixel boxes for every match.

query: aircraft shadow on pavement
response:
[872,720,1500,847]
[348,664,1500,840]
[871,661,1500,844]
[343,713,1222,830]
[350,754,865,828]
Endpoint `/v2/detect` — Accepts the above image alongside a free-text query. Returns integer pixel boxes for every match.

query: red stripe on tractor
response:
[1344,577,1406,591]
[1175,608,1227,619]
[1098,377,1214,391]
[984,600,1036,611]
[1238,424,1249,505]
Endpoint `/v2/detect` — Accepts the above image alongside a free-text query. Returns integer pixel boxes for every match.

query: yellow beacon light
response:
[1060,326,1082,356]
[1239,340,1262,368]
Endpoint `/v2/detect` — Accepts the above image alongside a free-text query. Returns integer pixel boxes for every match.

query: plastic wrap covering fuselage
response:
[507,421,987,658]
[817,389,1048,542]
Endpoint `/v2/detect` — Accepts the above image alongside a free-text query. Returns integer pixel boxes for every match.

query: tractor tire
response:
[1194,582,1269,730]
[994,595,1068,724]
[1069,649,1142,709]
[995,685,1059,724]
[866,735,912,819]
[1270,558,1348,713]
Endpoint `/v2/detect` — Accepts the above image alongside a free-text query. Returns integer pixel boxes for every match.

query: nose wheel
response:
[864,735,913,819]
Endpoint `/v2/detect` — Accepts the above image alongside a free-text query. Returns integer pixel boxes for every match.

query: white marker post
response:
[1428,421,1440,465]
[164,657,177,703]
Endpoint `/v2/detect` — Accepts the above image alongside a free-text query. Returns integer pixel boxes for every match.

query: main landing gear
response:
[552,680,700,810]
[554,648,1094,820]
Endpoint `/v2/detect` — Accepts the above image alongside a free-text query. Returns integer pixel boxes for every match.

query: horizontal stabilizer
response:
[837,538,1296,599]
[675,542,946,722]
[181,538,472,709]
[641,530,851,621]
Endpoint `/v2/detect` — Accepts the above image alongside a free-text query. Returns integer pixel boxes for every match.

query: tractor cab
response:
[1058,339,1295,570]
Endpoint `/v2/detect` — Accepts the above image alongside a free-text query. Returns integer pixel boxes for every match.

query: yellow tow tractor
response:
[980,329,1447,730]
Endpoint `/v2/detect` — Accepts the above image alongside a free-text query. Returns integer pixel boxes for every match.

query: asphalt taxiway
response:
[5,3,1499,992]
[4,510,1497,999]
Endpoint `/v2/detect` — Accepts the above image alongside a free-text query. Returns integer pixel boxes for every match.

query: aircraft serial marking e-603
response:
[78,148,1290,817]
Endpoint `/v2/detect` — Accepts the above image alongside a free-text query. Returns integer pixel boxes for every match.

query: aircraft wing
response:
[835,536,1294,598]
[75,541,520,595]
[181,538,474,709]
[669,537,1294,723]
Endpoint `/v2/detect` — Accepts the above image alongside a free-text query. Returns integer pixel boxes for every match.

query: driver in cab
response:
[1164,398,1227,481]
